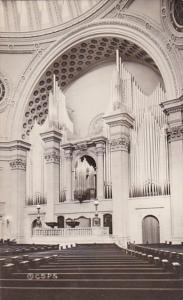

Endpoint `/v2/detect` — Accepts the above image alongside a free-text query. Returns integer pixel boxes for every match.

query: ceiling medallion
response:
[0,72,10,112]
[170,0,183,32]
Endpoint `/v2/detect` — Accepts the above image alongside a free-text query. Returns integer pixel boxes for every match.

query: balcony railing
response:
[33,227,109,237]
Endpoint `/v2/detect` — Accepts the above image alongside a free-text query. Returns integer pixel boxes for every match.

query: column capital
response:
[9,158,26,170]
[167,125,183,143]
[110,135,130,152]
[44,151,60,164]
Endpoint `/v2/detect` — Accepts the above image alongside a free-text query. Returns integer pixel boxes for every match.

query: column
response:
[104,112,134,244]
[94,138,106,199]
[8,140,30,243]
[161,96,183,242]
[41,130,62,222]
[62,144,73,202]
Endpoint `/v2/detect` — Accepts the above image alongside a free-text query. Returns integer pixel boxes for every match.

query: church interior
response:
[0,0,183,299]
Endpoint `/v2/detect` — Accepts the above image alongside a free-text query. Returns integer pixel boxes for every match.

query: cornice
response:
[0,140,31,151]
[160,95,183,115]
[104,111,134,128]
[40,130,62,143]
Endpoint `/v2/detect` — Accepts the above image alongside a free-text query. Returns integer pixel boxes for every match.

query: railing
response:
[33,227,109,237]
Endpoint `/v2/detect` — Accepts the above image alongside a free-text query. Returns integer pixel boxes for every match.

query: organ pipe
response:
[110,54,170,197]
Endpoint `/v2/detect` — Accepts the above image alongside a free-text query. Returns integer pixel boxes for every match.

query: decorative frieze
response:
[45,151,60,163]
[110,136,129,152]
[167,126,183,142]
[9,158,26,170]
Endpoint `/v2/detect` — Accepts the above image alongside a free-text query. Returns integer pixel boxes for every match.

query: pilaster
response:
[93,137,106,199]
[161,95,183,242]
[41,130,62,222]
[0,140,31,243]
[104,111,134,244]
[62,144,73,202]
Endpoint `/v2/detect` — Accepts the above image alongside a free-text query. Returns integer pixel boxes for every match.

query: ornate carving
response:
[45,151,60,163]
[10,159,26,170]
[75,143,87,152]
[167,126,183,142]
[0,71,10,112]
[110,136,129,152]
[161,0,183,44]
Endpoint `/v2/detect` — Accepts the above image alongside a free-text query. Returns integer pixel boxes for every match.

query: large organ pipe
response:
[114,61,170,197]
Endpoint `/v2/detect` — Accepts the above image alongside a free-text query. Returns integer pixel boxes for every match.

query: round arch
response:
[142,215,160,244]
[8,18,183,139]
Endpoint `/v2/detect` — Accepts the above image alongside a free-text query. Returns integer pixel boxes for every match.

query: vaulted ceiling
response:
[21,36,158,140]
[0,0,100,32]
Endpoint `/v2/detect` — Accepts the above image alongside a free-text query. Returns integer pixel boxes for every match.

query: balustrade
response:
[33,227,109,237]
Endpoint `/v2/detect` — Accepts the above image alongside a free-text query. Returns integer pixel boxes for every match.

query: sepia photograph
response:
[0,0,183,299]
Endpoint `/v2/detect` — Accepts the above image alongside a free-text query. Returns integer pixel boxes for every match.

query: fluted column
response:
[94,138,106,199]
[7,141,30,242]
[41,130,62,222]
[104,112,134,244]
[62,144,73,202]
[161,96,183,242]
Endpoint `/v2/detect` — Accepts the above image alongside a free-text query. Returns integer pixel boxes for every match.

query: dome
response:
[0,0,100,32]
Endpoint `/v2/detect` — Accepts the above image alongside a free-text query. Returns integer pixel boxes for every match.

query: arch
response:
[74,155,97,202]
[75,216,91,227]
[142,215,160,244]
[103,213,113,234]
[9,18,183,140]
[57,216,64,228]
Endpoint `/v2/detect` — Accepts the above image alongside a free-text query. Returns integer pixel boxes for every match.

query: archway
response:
[142,215,160,244]
[103,213,112,234]
[74,155,96,202]
[57,216,64,228]
[9,19,182,140]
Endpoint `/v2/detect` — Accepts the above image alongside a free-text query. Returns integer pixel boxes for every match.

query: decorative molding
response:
[0,0,112,39]
[160,95,183,115]
[106,0,134,19]
[75,143,88,152]
[0,70,11,112]
[9,18,183,140]
[9,158,26,170]
[167,126,183,143]
[44,151,60,164]
[110,136,129,152]
[161,0,183,46]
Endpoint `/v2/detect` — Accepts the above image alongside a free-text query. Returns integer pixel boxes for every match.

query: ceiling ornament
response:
[0,71,11,112]
[161,0,183,45]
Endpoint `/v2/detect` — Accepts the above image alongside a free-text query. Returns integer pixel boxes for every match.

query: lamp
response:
[94,199,99,216]
[36,204,41,226]
[93,199,100,227]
